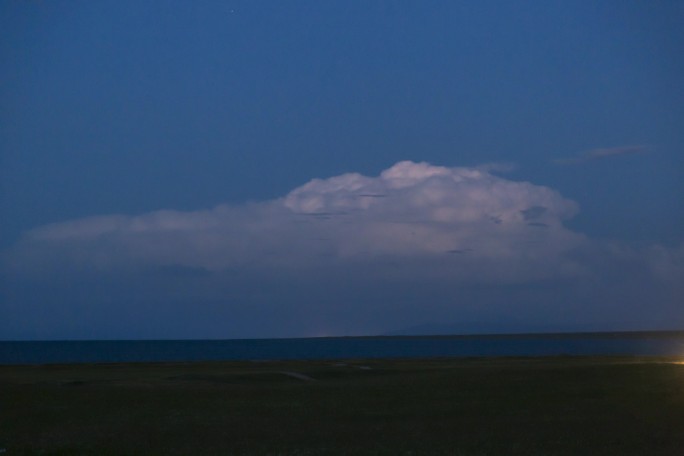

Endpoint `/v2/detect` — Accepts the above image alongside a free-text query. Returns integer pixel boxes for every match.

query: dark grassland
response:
[2,356,684,455]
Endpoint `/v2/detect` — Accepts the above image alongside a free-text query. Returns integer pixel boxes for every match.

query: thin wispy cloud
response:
[553,145,651,165]
[475,162,519,173]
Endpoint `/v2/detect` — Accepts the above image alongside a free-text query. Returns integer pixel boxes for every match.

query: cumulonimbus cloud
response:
[7,161,589,283]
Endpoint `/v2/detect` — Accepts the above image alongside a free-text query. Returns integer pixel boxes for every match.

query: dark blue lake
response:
[2,332,684,365]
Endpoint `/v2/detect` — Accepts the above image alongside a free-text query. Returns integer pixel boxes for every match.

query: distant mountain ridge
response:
[384,322,684,337]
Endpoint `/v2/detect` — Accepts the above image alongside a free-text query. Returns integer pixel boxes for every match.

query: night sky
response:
[2,1,683,340]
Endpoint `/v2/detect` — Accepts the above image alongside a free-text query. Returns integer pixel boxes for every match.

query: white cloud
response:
[8,161,590,284]
[4,161,684,339]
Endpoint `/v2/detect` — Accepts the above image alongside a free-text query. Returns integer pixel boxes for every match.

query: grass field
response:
[2,356,684,455]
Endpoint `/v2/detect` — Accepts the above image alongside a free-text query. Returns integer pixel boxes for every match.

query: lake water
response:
[2,332,684,365]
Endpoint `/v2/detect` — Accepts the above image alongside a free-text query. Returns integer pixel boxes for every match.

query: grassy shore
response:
[2,356,684,455]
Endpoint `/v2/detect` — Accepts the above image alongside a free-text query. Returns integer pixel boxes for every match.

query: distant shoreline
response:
[3,330,684,365]
[3,328,684,343]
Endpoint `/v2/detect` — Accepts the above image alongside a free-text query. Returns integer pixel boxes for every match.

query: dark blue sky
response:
[2,1,683,339]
